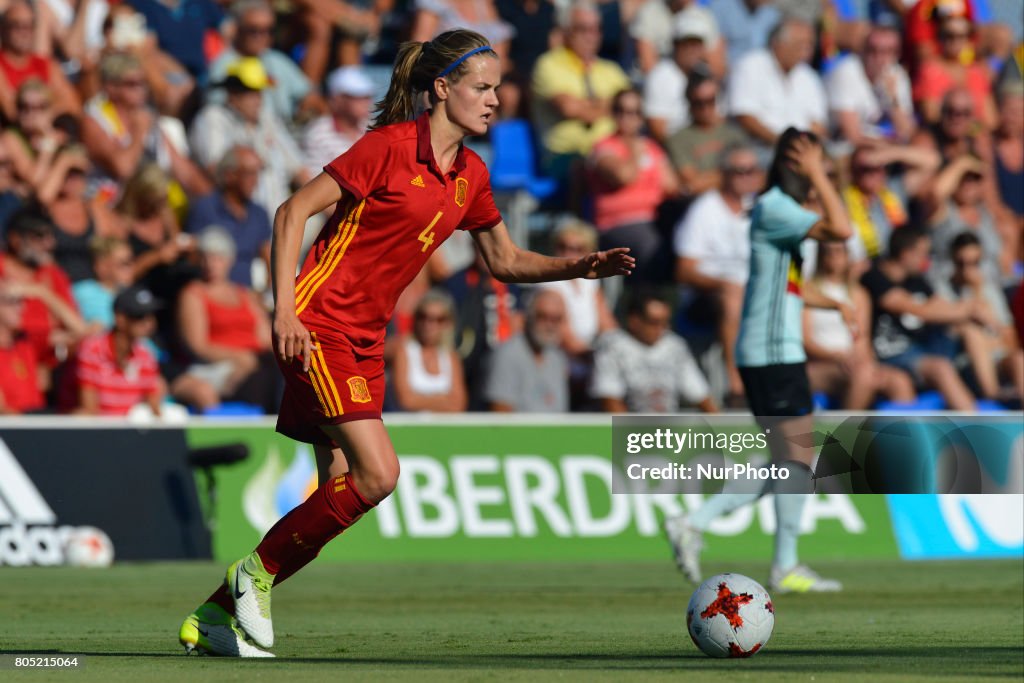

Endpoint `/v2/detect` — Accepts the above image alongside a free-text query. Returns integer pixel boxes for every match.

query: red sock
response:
[199,537,330,617]
[255,473,374,576]
[205,582,234,615]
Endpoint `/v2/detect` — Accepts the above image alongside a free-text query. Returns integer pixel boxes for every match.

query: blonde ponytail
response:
[372,41,426,129]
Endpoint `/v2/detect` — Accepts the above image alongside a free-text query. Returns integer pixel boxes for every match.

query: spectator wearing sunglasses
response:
[591,290,715,413]
[926,154,1012,287]
[586,87,678,282]
[641,10,716,146]
[0,0,81,121]
[666,74,746,198]
[207,0,321,126]
[914,14,996,128]
[673,144,761,401]
[2,80,67,196]
[912,88,986,165]
[391,289,468,413]
[860,227,988,411]
[934,232,1023,401]
[842,142,940,264]
[485,289,569,413]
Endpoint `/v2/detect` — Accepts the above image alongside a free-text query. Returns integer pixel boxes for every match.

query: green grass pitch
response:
[1,558,1021,682]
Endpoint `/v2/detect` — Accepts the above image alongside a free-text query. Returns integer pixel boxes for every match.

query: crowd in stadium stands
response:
[0,0,1021,417]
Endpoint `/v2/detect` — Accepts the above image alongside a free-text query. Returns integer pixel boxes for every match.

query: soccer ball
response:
[686,573,773,658]
[64,527,115,568]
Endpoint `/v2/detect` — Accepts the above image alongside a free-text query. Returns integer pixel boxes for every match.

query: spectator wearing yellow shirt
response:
[530,1,629,183]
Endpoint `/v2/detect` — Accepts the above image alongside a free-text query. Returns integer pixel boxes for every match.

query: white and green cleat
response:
[227,552,276,648]
[179,602,274,658]
[664,515,703,583]
[770,564,843,594]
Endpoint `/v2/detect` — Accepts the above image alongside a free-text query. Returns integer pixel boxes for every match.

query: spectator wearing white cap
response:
[301,66,375,178]
[642,8,715,146]
[189,57,310,219]
[630,0,724,76]
[728,17,828,147]
[207,0,323,125]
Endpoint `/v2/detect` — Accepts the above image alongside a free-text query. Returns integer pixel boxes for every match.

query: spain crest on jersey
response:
[455,177,468,207]
[347,376,372,403]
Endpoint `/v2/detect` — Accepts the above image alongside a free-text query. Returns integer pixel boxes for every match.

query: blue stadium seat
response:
[813,392,836,410]
[488,119,558,200]
[202,402,265,418]
[975,399,1007,412]
[875,391,947,412]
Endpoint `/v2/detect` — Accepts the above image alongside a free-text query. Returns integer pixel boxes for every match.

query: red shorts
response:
[275,330,385,447]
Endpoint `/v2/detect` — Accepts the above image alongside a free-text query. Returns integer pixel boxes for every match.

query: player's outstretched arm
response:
[471,221,635,284]
[272,173,343,371]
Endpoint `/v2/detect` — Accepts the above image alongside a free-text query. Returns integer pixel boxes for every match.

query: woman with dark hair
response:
[586,86,678,281]
[177,28,634,657]
[913,15,996,129]
[664,128,855,595]
[803,239,915,409]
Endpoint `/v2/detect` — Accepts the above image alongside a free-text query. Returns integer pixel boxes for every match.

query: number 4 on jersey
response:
[419,211,443,253]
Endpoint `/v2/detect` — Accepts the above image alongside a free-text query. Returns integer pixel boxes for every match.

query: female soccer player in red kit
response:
[178,28,634,657]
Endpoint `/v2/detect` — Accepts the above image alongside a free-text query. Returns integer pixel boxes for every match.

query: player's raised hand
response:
[273,310,314,372]
[578,247,635,279]
[785,134,824,178]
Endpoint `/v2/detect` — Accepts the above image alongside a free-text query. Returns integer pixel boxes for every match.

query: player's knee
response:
[356,461,400,502]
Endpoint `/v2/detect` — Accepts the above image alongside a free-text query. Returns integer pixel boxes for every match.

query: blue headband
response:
[436,45,495,79]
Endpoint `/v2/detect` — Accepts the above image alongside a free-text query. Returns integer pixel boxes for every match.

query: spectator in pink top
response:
[586,87,678,281]
[913,14,996,129]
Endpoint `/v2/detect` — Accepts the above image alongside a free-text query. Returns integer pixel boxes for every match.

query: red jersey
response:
[0,337,44,413]
[75,332,161,416]
[296,112,502,354]
[0,52,50,91]
[0,254,78,366]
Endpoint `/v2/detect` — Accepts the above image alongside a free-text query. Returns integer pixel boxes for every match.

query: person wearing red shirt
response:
[175,226,277,413]
[72,286,165,417]
[178,28,634,658]
[0,0,81,121]
[0,281,44,414]
[913,14,996,128]
[0,210,86,369]
[587,87,678,281]
[903,0,978,72]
